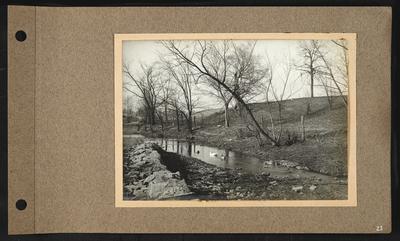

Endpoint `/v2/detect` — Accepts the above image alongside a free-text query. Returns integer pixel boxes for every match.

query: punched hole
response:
[15,31,27,42]
[16,199,27,211]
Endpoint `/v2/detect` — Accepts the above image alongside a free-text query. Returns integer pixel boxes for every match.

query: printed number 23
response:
[376,225,383,232]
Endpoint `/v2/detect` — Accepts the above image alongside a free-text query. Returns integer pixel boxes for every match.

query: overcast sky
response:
[122,39,345,112]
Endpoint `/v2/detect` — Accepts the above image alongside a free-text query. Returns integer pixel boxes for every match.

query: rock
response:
[269,181,278,186]
[133,188,148,199]
[124,184,136,194]
[277,160,299,168]
[261,172,270,176]
[309,185,317,191]
[263,160,273,167]
[171,171,181,179]
[144,171,167,184]
[319,169,329,174]
[295,165,309,170]
[291,186,303,192]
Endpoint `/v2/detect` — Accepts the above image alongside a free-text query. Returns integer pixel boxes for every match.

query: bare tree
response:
[123,63,161,130]
[152,78,174,133]
[163,61,198,134]
[297,40,349,109]
[315,73,334,108]
[158,77,173,127]
[198,41,234,127]
[314,40,348,106]
[161,40,279,145]
[333,39,349,86]
[296,40,324,114]
[264,55,302,144]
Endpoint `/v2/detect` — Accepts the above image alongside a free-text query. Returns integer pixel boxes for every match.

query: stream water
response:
[124,135,335,181]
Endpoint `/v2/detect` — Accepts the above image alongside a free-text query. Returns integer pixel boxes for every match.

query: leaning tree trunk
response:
[234,94,279,146]
[208,75,279,146]
[163,56,279,145]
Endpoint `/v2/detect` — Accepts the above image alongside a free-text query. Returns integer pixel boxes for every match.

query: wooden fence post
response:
[300,115,305,141]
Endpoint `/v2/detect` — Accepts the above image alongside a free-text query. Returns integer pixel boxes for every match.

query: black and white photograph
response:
[119,34,356,203]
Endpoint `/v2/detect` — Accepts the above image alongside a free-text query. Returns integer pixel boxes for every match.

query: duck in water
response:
[210,152,218,157]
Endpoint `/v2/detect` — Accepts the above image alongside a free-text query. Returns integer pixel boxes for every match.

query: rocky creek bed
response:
[123,142,348,200]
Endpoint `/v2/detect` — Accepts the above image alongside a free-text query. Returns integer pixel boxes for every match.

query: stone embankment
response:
[123,143,191,200]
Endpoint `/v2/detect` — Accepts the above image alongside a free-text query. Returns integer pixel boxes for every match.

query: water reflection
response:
[150,138,262,174]
[123,135,334,180]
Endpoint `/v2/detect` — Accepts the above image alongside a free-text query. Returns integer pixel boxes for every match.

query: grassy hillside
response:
[194,96,347,177]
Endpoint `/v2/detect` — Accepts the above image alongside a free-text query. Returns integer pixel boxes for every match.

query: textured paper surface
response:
[8,6,391,234]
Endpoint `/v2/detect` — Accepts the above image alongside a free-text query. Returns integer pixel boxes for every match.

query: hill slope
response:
[193,96,348,177]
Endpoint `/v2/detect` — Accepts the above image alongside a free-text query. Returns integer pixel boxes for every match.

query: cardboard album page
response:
[8,6,391,234]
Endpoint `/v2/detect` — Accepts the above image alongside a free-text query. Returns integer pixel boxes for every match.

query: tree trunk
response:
[306,102,311,115]
[187,113,193,133]
[310,70,314,98]
[277,103,283,142]
[224,103,230,127]
[151,108,156,125]
[158,115,164,133]
[300,115,305,142]
[148,110,153,132]
[175,107,180,131]
[307,62,314,115]
[144,110,149,131]
[164,104,168,124]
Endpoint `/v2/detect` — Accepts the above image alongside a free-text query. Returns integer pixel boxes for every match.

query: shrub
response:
[285,130,299,146]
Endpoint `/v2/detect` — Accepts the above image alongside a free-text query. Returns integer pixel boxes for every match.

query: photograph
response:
[117,34,356,204]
